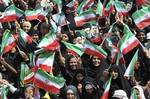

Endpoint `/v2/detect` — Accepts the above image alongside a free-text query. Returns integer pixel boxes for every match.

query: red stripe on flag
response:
[33,78,60,94]
[90,37,101,43]
[3,42,16,54]
[39,64,52,73]
[136,0,145,6]
[85,48,106,60]
[26,15,38,21]
[38,15,45,21]
[26,36,33,44]
[76,17,97,27]
[42,39,59,51]
[136,18,150,29]
[101,91,109,99]
[23,74,34,84]
[122,40,139,54]
[0,15,16,23]
[104,6,114,16]
[83,0,94,11]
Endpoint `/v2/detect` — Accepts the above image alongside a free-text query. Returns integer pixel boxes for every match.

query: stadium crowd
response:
[0,0,150,99]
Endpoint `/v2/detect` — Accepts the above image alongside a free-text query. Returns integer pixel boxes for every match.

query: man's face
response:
[91,26,98,33]
[22,22,31,33]
[84,28,91,34]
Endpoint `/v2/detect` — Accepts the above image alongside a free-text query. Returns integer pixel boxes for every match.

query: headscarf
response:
[108,65,131,98]
[133,85,146,99]
[66,85,80,99]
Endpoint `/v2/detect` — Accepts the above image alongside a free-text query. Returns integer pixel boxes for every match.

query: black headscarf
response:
[86,56,109,81]
[108,65,131,98]
[71,69,86,87]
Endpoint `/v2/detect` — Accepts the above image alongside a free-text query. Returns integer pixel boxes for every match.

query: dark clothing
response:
[108,65,131,98]
[81,77,101,99]
[85,60,109,82]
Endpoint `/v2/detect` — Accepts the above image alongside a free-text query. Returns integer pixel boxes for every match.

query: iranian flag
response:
[52,0,62,5]
[33,69,65,94]
[0,30,16,54]
[66,0,76,8]
[15,6,24,19]
[132,6,150,30]
[25,8,49,21]
[20,62,35,85]
[116,51,125,66]
[1,85,7,99]
[20,63,29,86]
[101,76,112,99]
[0,0,11,6]
[83,40,107,60]
[130,89,138,99]
[124,49,139,77]
[75,9,97,27]
[18,29,33,44]
[36,52,55,73]
[104,0,114,16]
[0,4,16,23]
[62,41,84,56]
[136,0,146,6]
[114,1,132,16]
[96,0,104,16]
[38,31,59,51]
[105,38,118,63]
[52,13,70,26]
[77,0,94,14]
[118,25,139,54]
[23,71,34,84]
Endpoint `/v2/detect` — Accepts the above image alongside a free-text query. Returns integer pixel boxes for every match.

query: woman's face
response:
[25,87,34,97]
[111,70,118,80]
[85,84,94,94]
[69,57,78,70]
[92,56,101,67]
[67,91,76,99]
[61,34,69,41]
[76,73,84,82]
[137,32,145,42]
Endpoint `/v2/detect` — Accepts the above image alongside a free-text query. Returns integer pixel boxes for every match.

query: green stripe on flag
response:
[130,88,138,99]
[2,85,7,99]
[84,40,107,57]
[96,0,103,16]
[124,49,139,77]
[52,0,62,4]
[15,6,24,18]
[36,69,65,85]
[62,41,84,56]
[0,30,10,54]
[105,0,114,10]
[132,6,149,21]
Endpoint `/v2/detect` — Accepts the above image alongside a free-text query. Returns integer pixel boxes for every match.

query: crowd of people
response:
[0,0,150,99]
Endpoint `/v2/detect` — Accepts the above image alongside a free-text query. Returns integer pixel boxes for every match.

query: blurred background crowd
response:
[0,0,150,99]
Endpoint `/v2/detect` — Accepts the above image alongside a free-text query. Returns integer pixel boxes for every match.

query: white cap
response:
[112,90,128,99]
[147,32,150,40]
